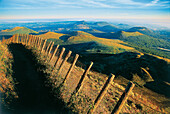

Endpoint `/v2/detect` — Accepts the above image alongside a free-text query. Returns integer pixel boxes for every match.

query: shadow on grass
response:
[5,43,73,113]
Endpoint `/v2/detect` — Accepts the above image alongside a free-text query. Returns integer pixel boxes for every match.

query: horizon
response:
[0,0,170,28]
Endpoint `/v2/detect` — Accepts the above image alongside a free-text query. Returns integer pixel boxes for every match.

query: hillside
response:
[111,31,170,59]
[95,25,120,32]
[116,23,132,29]
[38,30,170,102]
[127,26,169,41]
[2,35,169,113]
[2,26,170,106]
[0,27,38,35]
[92,21,110,27]
[66,21,90,30]
[38,31,136,55]
[127,27,153,35]
[36,31,66,39]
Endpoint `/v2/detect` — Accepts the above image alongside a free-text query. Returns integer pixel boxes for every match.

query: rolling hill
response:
[39,30,170,99]
[2,25,169,112]
[95,25,120,32]
[0,27,38,35]
[38,31,136,55]
[116,23,132,30]
[111,31,170,59]
[36,31,66,39]
[127,26,165,40]
[127,27,153,35]
[66,21,90,30]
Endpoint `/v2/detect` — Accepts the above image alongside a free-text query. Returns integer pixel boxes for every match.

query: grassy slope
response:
[112,31,170,59]
[0,27,38,35]
[42,31,170,110]
[30,44,167,113]
[0,41,18,106]
[38,31,136,54]
[36,32,65,39]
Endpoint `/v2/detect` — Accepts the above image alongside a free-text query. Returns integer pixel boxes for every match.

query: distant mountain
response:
[82,29,105,33]
[40,31,135,54]
[111,30,170,59]
[0,27,38,35]
[92,21,110,27]
[112,31,143,39]
[116,23,132,30]
[68,31,94,37]
[127,26,158,38]
[128,27,153,34]
[95,25,120,32]
[66,21,90,30]
[127,26,170,41]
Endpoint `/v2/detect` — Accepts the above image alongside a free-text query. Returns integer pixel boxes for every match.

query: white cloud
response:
[81,0,117,8]
[0,0,169,9]
[145,0,159,6]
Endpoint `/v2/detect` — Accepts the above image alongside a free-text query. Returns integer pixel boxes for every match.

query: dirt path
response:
[2,44,70,114]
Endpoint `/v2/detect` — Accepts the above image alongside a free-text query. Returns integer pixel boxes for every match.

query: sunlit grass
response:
[0,41,18,105]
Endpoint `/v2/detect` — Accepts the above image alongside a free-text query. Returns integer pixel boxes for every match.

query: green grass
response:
[0,27,38,35]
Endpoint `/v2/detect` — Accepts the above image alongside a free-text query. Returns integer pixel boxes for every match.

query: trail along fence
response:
[2,34,164,114]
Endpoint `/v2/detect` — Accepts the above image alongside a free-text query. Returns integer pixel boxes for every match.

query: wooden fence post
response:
[35,37,40,48]
[88,74,115,114]
[27,35,31,46]
[67,62,93,105]
[112,81,135,114]
[26,34,28,46]
[22,34,25,45]
[35,37,39,47]
[46,41,52,53]
[20,34,23,44]
[18,34,20,43]
[30,35,34,46]
[16,34,19,43]
[53,47,65,69]
[37,37,42,50]
[32,35,36,47]
[74,62,93,95]
[48,42,54,55]
[58,50,72,75]
[33,36,38,47]
[30,35,33,46]
[63,54,79,84]
[50,44,59,62]
[41,39,47,53]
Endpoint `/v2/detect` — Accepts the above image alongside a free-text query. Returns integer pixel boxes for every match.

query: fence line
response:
[53,47,65,70]
[58,50,72,75]
[4,34,163,114]
[88,74,115,114]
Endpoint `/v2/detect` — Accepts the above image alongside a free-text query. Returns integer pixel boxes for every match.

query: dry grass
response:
[1,27,24,32]
[122,31,143,37]
[3,35,167,113]
[34,47,165,113]
[0,41,18,105]
[36,32,65,39]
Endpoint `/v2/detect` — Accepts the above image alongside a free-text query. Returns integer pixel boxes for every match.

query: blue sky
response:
[0,0,170,27]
